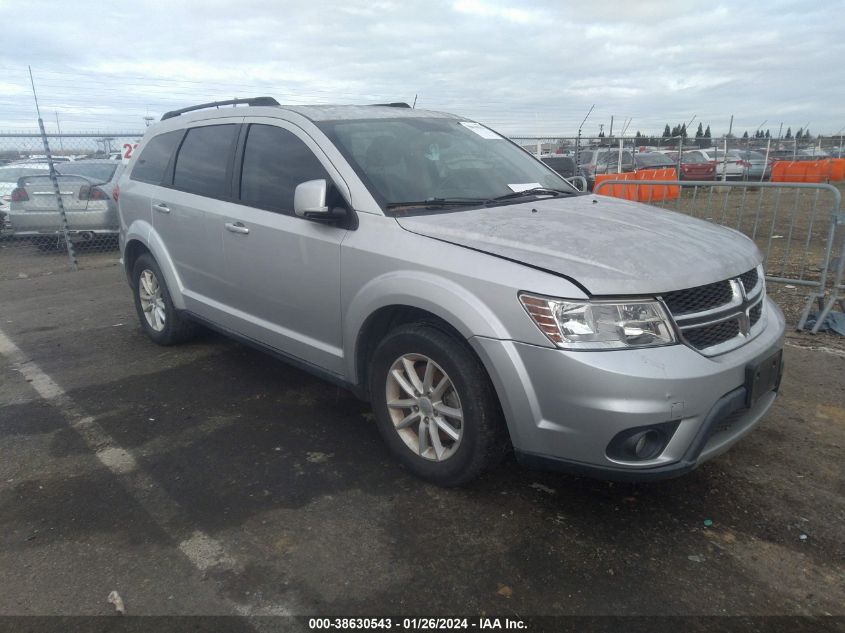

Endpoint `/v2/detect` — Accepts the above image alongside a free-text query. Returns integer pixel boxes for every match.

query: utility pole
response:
[609,116,614,138]
[28,66,77,270]
[722,115,733,182]
[574,104,595,173]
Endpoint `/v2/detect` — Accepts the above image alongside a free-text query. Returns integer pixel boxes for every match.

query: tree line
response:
[628,122,812,146]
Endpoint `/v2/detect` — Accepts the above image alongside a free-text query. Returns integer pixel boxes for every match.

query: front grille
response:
[739,268,759,293]
[684,319,741,350]
[662,280,733,315]
[749,301,762,327]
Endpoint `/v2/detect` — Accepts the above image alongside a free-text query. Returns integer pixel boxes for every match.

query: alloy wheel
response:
[385,353,464,461]
[138,269,166,332]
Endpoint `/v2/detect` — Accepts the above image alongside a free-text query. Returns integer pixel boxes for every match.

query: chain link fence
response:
[0,132,143,280]
[511,135,845,185]
[1,129,843,330]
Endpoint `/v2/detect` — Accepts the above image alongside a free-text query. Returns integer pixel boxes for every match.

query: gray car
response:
[117,98,785,486]
[728,150,772,180]
[8,159,123,245]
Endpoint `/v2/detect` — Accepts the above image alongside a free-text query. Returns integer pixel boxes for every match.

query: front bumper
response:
[470,297,786,480]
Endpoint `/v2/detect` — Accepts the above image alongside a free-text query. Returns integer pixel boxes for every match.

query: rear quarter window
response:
[130,130,183,185]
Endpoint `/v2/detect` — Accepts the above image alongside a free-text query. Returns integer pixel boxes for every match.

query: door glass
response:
[173,124,238,198]
[239,124,330,214]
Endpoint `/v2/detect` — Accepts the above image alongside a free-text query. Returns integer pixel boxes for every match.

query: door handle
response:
[153,202,170,214]
[225,222,250,235]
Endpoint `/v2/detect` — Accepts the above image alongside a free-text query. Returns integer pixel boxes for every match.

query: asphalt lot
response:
[0,264,843,622]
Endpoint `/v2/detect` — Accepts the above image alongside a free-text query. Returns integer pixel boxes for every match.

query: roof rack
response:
[370,102,411,108]
[160,97,280,121]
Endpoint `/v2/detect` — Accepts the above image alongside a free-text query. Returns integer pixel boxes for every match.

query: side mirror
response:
[294,179,330,219]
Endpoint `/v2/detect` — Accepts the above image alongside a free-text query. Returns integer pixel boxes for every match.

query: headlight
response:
[519,293,677,350]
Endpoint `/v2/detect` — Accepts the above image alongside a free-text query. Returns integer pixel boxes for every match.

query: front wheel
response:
[369,323,508,486]
[131,253,194,345]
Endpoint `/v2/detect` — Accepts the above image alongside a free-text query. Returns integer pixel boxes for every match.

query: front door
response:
[219,120,349,375]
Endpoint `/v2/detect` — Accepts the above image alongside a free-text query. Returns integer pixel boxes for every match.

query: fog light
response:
[631,429,664,459]
[606,421,679,462]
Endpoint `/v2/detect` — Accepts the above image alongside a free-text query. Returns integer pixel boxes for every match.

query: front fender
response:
[123,219,187,311]
[343,270,510,383]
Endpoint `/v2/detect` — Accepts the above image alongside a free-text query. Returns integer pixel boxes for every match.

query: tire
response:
[131,253,194,345]
[369,323,508,486]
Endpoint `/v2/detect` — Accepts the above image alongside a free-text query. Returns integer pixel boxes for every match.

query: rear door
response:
[153,119,242,311]
[219,119,349,374]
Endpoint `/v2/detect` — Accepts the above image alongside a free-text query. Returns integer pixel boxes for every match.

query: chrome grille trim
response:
[659,265,766,356]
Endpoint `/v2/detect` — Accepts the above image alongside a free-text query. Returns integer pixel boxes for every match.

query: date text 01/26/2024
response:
[308,618,527,630]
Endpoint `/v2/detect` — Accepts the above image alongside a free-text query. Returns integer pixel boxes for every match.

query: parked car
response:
[577,148,636,189]
[728,150,772,180]
[655,150,716,181]
[7,160,123,244]
[796,148,829,158]
[696,148,748,180]
[633,152,678,177]
[540,154,576,179]
[118,98,785,486]
[0,163,50,231]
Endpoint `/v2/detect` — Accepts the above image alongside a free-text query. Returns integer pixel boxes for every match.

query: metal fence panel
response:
[593,179,843,332]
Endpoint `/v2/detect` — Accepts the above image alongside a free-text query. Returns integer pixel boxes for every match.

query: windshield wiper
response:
[385,197,486,210]
[484,187,575,205]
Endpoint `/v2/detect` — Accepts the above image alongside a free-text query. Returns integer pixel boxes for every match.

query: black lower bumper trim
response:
[516,385,750,482]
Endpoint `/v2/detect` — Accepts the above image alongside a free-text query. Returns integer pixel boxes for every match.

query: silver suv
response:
[118,98,785,486]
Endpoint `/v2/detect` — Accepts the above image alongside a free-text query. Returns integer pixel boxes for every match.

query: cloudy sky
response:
[1,0,843,137]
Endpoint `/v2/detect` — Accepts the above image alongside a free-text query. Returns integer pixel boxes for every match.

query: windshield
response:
[682,152,707,164]
[636,153,674,167]
[317,117,573,211]
[56,163,117,183]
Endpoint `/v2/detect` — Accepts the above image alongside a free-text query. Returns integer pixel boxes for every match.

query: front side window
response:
[318,118,572,212]
[239,124,330,213]
[173,124,238,198]
[131,130,182,185]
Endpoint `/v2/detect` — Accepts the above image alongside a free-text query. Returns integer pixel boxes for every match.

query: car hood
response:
[395,195,762,296]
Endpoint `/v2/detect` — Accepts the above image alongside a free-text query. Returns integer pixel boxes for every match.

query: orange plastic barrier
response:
[594,172,638,200]
[772,159,839,183]
[771,161,789,182]
[830,158,845,181]
[634,168,663,202]
[595,169,680,203]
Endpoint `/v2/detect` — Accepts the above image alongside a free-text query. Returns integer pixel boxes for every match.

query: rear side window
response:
[131,130,182,184]
[239,124,330,214]
[173,124,238,198]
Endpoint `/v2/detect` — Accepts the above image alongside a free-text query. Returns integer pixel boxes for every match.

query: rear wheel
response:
[369,323,508,486]
[131,253,194,345]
